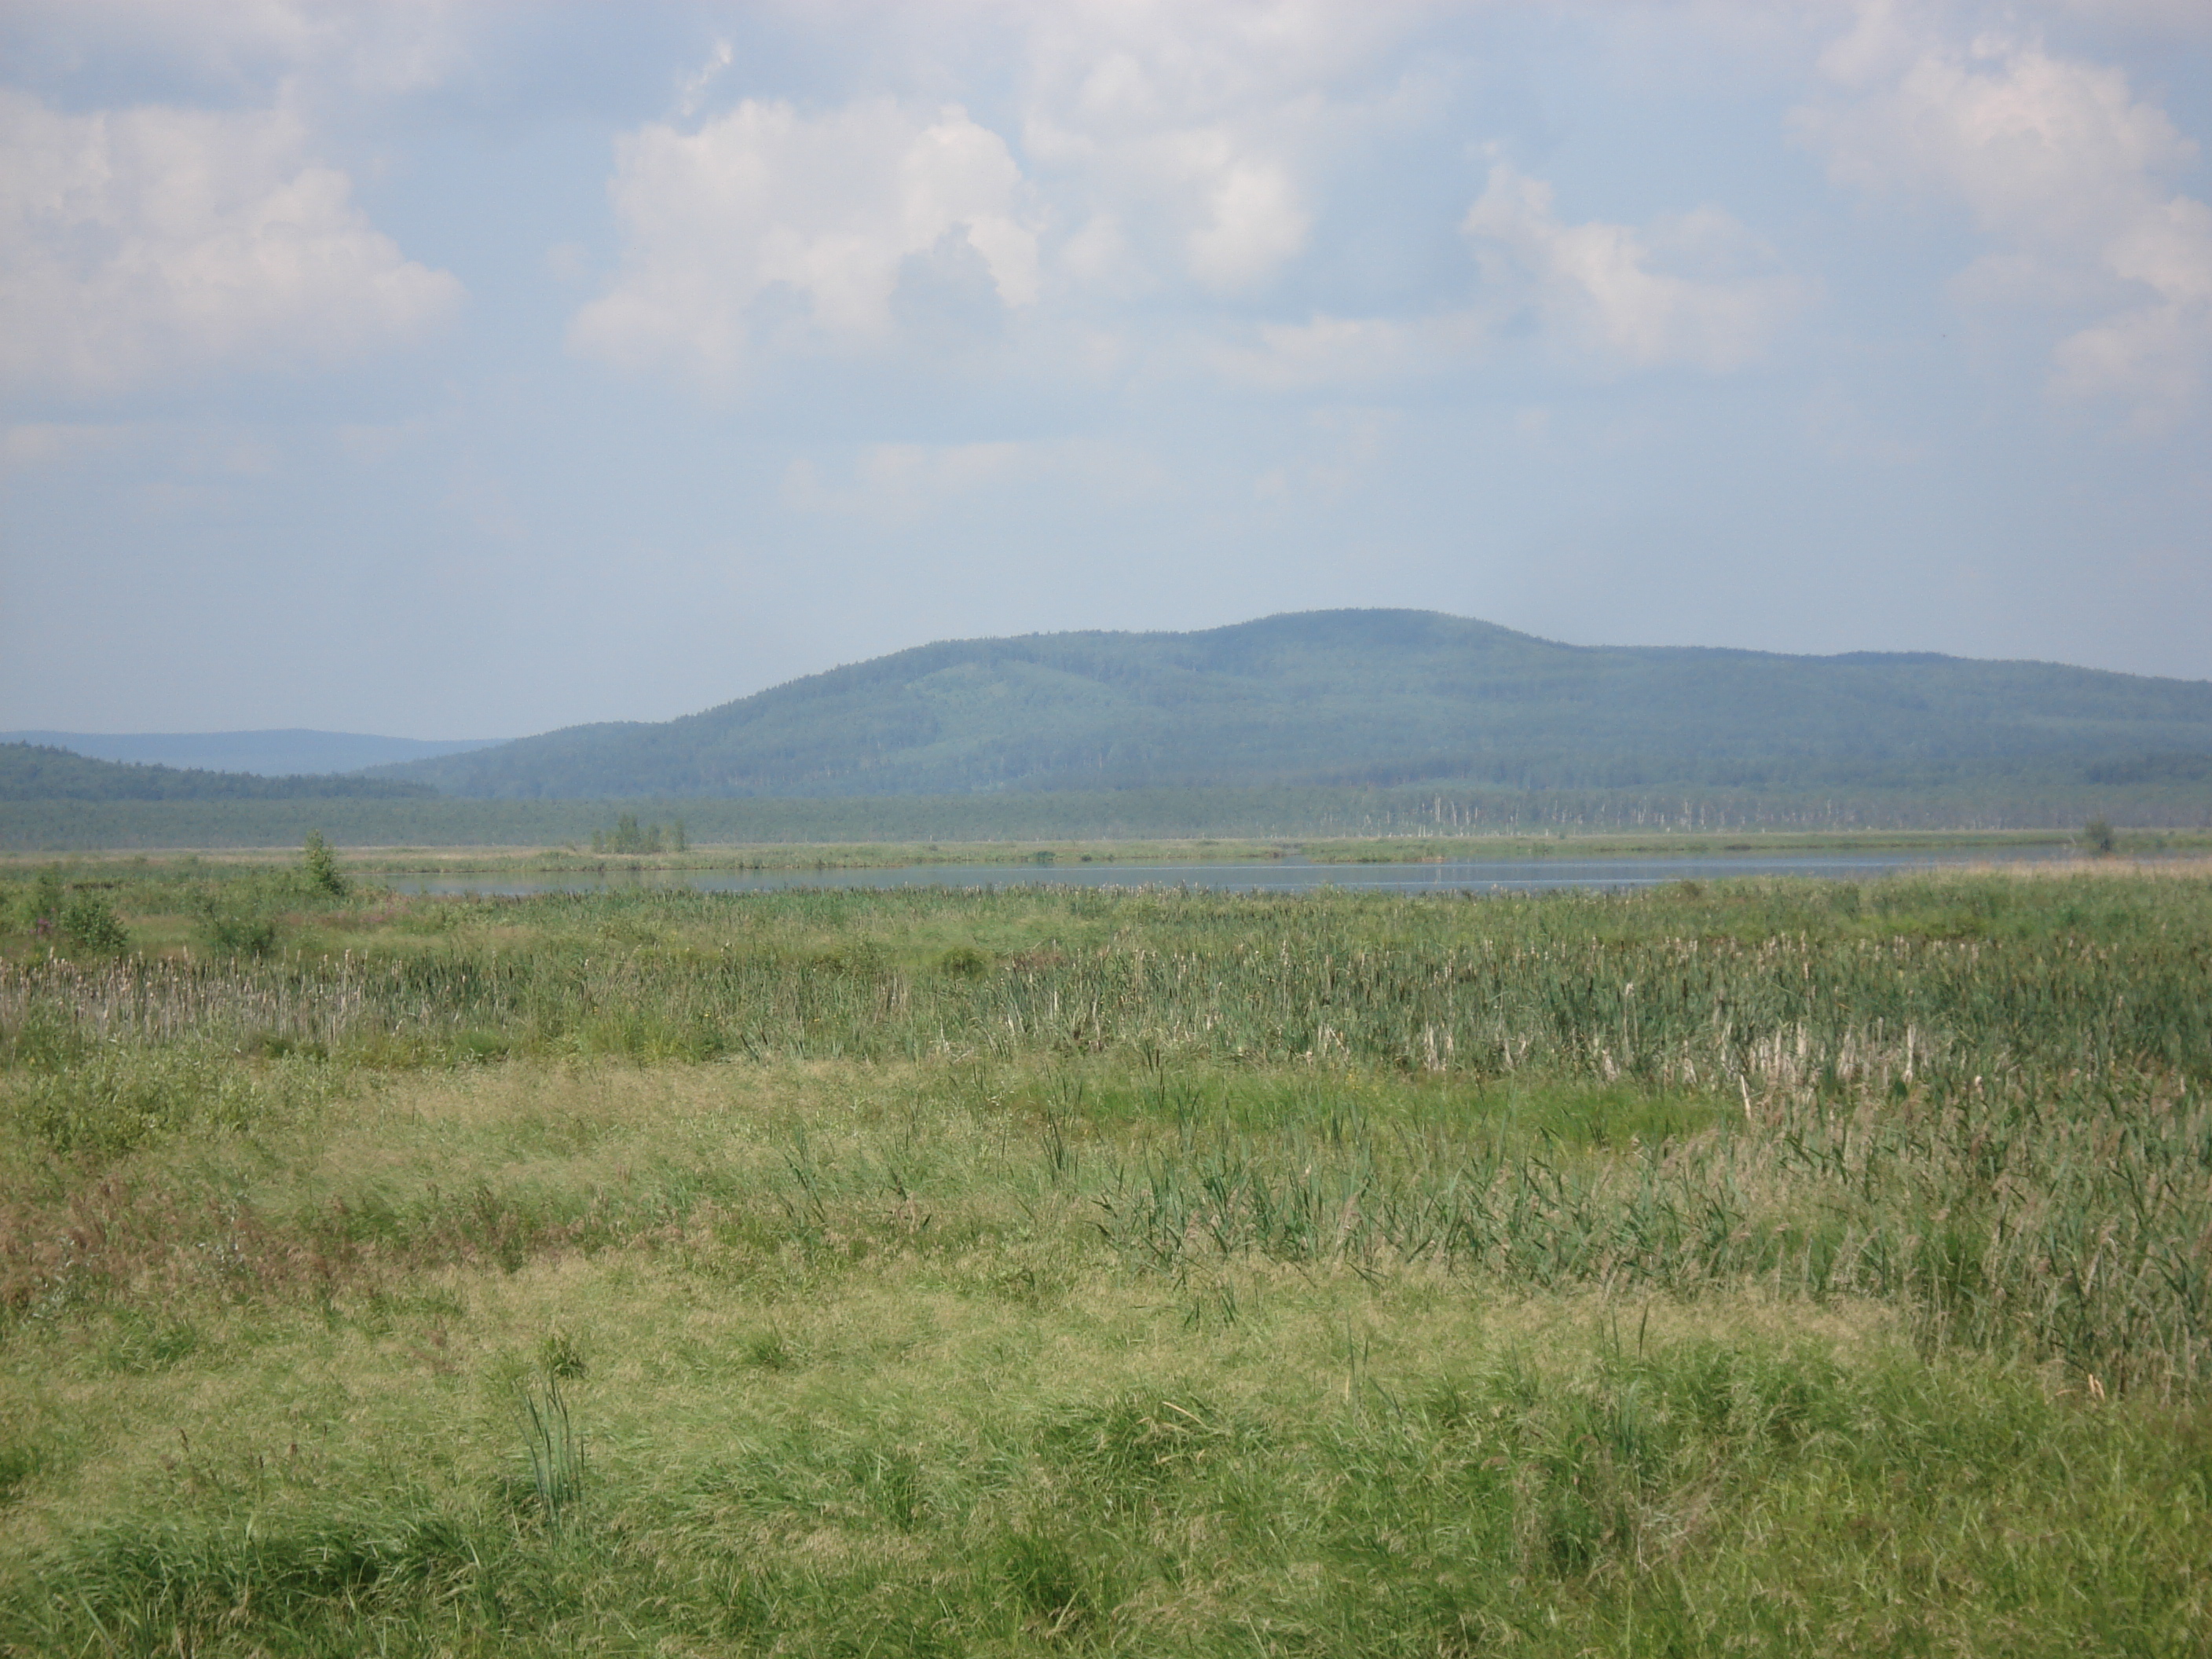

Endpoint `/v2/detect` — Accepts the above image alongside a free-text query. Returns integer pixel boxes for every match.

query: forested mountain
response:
[0,730,503,776]
[375,610,2212,800]
[0,743,436,802]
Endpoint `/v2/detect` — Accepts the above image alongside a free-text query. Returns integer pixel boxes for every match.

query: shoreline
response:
[5,826,2206,877]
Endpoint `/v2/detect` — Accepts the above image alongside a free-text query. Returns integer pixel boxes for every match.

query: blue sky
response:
[2,0,2207,739]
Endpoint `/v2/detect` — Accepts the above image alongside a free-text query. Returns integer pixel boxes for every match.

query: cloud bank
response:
[1463,165,1804,372]
[1799,4,2212,423]
[0,92,460,397]
[570,99,1038,386]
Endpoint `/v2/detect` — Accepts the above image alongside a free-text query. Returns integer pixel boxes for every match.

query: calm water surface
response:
[378,848,2073,899]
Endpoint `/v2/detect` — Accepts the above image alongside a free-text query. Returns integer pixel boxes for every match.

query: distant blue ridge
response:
[0,731,507,778]
[364,608,2212,802]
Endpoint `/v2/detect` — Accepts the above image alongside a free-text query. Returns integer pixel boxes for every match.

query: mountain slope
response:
[0,730,504,776]
[0,744,438,802]
[375,610,2212,801]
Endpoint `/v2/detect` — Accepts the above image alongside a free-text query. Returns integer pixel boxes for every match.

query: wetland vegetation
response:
[2,854,2209,1654]
[10,782,2210,854]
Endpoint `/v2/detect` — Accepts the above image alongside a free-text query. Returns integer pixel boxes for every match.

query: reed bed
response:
[5,875,2207,1086]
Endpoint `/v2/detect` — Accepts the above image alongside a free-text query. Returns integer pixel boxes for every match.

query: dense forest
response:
[0,743,435,804]
[0,728,502,776]
[375,610,2212,800]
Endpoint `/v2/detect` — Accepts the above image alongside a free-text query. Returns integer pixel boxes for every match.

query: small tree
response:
[2082,818,2118,857]
[303,829,346,897]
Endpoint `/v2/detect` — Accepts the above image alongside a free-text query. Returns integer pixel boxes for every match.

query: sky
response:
[2,0,2207,741]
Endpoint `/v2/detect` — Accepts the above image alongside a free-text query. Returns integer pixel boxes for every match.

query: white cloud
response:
[677,38,734,120]
[1014,1,1427,297]
[570,99,1038,385]
[1171,130,1311,292]
[567,5,1480,389]
[1462,164,1802,372]
[0,92,461,397]
[1796,5,2212,423]
[1031,115,1313,298]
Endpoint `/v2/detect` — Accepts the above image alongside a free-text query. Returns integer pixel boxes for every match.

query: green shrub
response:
[58,891,128,951]
[193,878,286,957]
[938,944,991,976]
[591,814,671,855]
[19,867,65,935]
[200,903,278,958]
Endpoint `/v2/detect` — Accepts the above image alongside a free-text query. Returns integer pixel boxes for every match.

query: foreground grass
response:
[2,867,2210,1653]
[6,1062,2211,1657]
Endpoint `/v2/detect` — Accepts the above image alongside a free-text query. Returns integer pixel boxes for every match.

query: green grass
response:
[2,864,2210,1654]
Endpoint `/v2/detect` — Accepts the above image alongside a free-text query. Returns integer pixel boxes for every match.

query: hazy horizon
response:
[4,2,2207,738]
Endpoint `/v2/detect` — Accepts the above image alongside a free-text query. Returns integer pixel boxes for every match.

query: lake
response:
[375,847,2077,898]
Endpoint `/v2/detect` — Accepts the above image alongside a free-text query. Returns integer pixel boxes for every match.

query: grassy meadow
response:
[2,855,2210,1654]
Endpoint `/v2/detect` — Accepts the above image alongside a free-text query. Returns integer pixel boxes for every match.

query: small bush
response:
[591,814,672,855]
[939,945,991,977]
[57,892,128,952]
[21,867,65,934]
[201,905,279,958]
[2082,817,2119,855]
